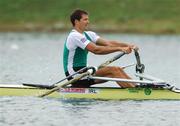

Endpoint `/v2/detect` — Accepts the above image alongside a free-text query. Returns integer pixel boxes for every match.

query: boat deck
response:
[0,84,180,100]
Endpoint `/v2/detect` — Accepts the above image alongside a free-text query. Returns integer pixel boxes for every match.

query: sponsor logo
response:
[128,88,152,95]
[60,88,99,94]
[144,88,152,95]
[60,88,86,93]
[128,88,139,93]
[88,88,98,93]
[81,38,87,43]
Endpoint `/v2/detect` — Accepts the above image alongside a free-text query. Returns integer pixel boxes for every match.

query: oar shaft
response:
[98,52,125,69]
[53,67,89,86]
[122,63,135,69]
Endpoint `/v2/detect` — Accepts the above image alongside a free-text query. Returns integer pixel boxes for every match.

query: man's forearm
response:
[109,40,131,47]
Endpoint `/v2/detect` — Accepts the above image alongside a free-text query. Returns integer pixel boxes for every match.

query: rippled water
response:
[1,97,180,126]
[0,32,180,126]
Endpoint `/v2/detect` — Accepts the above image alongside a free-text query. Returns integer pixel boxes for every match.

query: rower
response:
[63,9,139,88]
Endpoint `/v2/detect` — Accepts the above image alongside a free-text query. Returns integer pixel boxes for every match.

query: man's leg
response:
[94,66,136,88]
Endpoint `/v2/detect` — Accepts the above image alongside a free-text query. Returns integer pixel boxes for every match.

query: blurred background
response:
[0,0,180,34]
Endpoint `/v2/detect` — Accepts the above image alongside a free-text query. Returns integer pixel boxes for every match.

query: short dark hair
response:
[70,9,88,26]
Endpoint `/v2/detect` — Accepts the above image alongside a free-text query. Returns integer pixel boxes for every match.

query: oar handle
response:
[98,52,125,69]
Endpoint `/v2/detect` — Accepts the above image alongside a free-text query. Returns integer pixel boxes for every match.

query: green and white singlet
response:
[63,29,100,75]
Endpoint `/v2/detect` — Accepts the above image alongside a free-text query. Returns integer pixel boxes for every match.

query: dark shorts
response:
[65,67,95,88]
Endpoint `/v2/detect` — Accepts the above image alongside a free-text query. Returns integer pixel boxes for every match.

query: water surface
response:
[0,32,180,126]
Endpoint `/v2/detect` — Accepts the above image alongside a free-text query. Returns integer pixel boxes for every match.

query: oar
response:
[98,52,125,69]
[134,50,145,80]
[39,52,125,97]
[121,63,135,69]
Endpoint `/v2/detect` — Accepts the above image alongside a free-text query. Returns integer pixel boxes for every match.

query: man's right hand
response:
[121,46,132,54]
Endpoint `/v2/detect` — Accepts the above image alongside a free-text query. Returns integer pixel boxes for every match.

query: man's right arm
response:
[86,42,132,54]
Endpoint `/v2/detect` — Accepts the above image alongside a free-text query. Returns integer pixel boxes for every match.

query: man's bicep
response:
[86,42,97,53]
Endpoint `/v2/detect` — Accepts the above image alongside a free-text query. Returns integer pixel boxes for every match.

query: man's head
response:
[70,9,89,30]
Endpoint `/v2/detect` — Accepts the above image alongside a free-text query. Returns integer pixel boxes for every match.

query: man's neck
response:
[74,27,84,34]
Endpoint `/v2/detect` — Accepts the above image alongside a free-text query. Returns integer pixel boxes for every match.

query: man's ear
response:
[74,19,79,25]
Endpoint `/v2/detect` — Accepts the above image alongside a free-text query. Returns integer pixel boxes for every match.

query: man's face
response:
[76,14,89,30]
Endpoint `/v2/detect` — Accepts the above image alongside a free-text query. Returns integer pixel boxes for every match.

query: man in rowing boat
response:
[63,9,138,88]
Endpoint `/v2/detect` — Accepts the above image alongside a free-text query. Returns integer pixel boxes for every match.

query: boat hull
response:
[0,84,180,100]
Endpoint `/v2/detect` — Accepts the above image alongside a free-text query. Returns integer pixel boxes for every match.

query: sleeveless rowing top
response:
[63,29,99,75]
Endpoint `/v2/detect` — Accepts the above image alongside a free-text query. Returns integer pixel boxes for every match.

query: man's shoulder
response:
[85,31,99,38]
[68,30,82,38]
[85,31,96,34]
